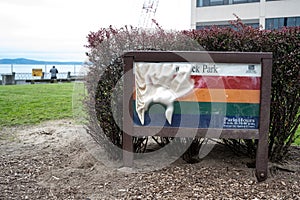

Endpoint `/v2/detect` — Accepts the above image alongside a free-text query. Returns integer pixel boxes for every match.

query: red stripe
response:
[191,76,261,90]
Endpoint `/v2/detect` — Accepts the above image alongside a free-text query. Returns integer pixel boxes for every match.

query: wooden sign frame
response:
[122,51,272,182]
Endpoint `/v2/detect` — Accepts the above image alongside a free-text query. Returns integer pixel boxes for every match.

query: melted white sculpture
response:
[135,63,194,125]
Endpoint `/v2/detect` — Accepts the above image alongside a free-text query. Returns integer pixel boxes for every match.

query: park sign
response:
[122,51,272,182]
[133,62,261,129]
[32,68,43,77]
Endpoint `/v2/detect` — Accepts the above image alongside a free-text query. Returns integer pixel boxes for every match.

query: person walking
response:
[50,66,58,80]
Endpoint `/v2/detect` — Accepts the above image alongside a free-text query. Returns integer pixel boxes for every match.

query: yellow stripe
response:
[177,89,260,103]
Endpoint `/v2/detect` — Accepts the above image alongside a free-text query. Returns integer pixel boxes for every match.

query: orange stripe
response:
[177,89,260,103]
[133,88,260,103]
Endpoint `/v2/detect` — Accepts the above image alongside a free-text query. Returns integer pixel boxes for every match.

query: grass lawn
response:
[0,83,74,127]
[294,127,300,146]
[0,82,299,146]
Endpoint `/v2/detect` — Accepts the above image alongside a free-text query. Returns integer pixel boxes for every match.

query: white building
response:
[191,0,300,30]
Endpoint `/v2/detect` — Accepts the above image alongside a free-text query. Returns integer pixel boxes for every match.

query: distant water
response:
[0,64,83,74]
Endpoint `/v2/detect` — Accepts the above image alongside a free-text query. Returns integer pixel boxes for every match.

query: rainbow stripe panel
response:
[133,63,261,129]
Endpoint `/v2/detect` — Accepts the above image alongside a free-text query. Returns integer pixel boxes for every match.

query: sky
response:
[0,0,191,62]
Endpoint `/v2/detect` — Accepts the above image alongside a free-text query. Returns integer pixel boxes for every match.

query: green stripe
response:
[136,101,260,116]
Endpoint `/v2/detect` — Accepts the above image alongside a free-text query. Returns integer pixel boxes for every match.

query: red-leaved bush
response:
[84,25,203,160]
[183,19,300,162]
[85,19,300,162]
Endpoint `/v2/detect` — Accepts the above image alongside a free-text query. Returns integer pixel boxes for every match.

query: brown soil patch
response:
[0,120,299,199]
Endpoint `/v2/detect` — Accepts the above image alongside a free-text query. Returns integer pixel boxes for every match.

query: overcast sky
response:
[0,0,191,62]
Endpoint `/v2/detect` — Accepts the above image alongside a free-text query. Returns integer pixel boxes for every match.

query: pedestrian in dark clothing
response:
[50,66,58,79]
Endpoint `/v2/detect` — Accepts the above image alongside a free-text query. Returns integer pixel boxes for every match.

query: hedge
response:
[85,19,300,162]
[183,19,300,162]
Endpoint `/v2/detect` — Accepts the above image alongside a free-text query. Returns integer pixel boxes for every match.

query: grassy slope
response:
[0,83,299,145]
[295,128,300,146]
[0,83,74,127]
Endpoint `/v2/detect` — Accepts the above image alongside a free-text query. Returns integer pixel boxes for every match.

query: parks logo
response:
[246,64,257,74]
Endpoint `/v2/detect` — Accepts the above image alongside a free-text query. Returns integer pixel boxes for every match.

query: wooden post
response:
[122,55,134,167]
[255,57,272,182]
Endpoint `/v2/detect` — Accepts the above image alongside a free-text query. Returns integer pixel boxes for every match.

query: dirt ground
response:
[0,119,299,200]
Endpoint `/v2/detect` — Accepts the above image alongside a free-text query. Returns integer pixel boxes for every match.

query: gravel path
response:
[0,120,299,199]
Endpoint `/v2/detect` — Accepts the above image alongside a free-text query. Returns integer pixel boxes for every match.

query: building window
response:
[233,0,259,4]
[210,0,225,6]
[266,16,300,30]
[265,18,284,30]
[233,0,248,4]
[287,17,300,27]
[196,0,259,7]
[196,22,259,30]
